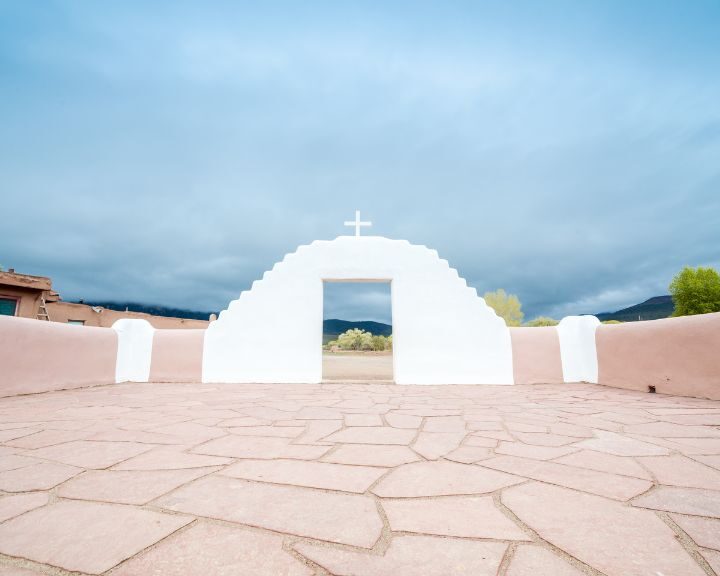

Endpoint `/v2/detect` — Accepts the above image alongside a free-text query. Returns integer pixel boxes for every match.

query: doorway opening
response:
[322,280,393,382]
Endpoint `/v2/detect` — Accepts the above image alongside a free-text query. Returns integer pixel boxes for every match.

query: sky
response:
[1,1,719,324]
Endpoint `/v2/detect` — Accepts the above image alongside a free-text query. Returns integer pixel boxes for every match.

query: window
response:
[67,320,85,326]
[0,297,18,316]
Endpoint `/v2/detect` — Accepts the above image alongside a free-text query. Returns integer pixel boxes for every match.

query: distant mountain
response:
[595,295,674,322]
[72,301,216,321]
[323,319,392,340]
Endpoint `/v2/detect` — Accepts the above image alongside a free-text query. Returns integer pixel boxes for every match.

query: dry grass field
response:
[322,352,393,381]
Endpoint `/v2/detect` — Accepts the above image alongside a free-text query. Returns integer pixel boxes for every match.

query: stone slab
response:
[26,440,151,469]
[324,426,416,445]
[382,495,530,540]
[0,492,49,523]
[58,467,215,504]
[506,545,585,576]
[112,521,312,576]
[502,482,705,576]
[372,461,524,497]
[294,535,507,576]
[155,475,382,548]
[0,500,191,574]
[321,444,421,467]
[479,455,652,500]
[221,459,386,493]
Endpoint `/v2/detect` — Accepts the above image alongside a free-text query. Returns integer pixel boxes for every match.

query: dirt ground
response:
[322,352,394,381]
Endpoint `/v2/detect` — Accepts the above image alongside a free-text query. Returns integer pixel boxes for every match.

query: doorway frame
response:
[321,278,395,382]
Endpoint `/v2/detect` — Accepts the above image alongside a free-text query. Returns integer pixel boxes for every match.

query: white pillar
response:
[556,315,600,383]
[112,319,154,383]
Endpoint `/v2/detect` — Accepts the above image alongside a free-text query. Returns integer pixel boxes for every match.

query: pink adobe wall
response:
[510,327,564,384]
[149,329,204,382]
[596,313,720,400]
[0,315,117,397]
[48,301,209,329]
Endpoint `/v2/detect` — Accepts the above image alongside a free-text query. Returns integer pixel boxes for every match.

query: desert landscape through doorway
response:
[322,280,393,382]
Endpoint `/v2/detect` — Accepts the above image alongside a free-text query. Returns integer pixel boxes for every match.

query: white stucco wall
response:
[202,236,514,384]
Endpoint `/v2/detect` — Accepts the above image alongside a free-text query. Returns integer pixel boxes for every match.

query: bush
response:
[332,330,392,351]
[337,328,373,351]
[371,335,387,351]
[483,289,524,326]
[524,316,558,327]
[669,266,720,316]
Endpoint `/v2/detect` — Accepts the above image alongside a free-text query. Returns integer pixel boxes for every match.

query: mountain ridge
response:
[594,295,674,322]
[71,301,216,321]
[323,319,392,337]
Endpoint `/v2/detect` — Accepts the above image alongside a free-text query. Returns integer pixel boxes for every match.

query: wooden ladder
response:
[37,296,50,321]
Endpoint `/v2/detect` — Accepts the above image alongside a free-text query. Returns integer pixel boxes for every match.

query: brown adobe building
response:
[0,269,209,329]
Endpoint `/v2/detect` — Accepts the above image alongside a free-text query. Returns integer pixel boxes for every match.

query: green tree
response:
[337,328,373,351]
[483,289,524,326]
[670,266,720,316]
[525,316,558,327]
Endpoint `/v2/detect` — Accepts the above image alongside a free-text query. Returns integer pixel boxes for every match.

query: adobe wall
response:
[149,329,204,382]
[596,312,720,400]
[509,327,564,384]
[0,315,117,397]
[0,285,43,318]
[0,310,718,401]
[47,301,209,329]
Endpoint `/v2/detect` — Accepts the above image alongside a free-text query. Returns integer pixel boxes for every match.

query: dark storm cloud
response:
[323,283,392,325]
[1,1,719,320]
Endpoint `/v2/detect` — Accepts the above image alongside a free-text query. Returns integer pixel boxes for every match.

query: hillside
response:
[323,319,392,344]
[595,295,674,322]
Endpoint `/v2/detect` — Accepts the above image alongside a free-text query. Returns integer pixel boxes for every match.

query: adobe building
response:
[0,269,54,319]
[0,269,208,329]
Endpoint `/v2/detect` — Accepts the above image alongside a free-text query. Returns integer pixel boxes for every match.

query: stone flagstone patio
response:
[0,382,719,575]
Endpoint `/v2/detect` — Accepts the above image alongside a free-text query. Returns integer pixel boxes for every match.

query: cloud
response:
[1,1,719,321]
[323,283,391,324]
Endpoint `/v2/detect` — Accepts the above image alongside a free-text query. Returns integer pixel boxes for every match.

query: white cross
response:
[344,210,372,237]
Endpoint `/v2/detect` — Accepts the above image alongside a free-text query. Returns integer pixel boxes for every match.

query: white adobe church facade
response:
[106,212,600,386]
[203,235,514,384]
[201,212,597,385]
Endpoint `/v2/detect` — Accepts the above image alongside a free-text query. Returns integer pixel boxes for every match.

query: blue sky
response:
[1,1,719,323]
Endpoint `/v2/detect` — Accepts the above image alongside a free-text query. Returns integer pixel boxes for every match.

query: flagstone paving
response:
[0,382,719,574]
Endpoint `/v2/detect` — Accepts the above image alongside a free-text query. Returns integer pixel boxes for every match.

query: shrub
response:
[524,316,558,327]
[337,328,373,351]
[371,335,387,351]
